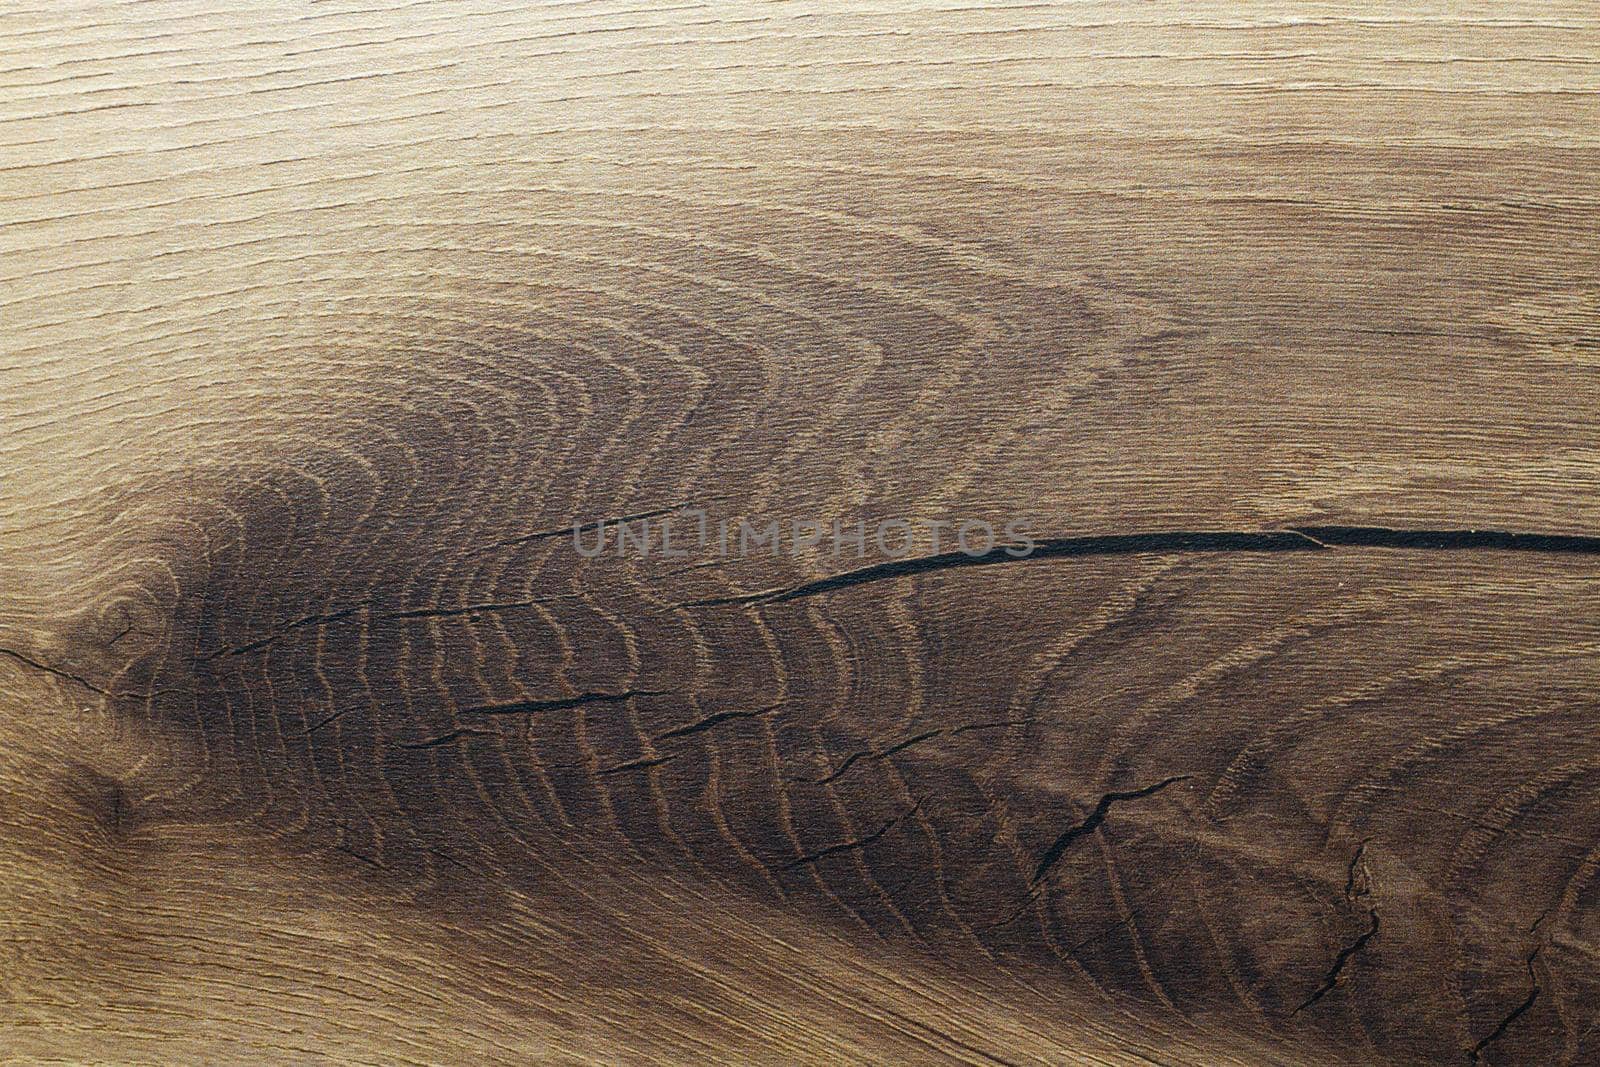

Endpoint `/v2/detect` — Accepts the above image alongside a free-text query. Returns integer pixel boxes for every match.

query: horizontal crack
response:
[596,754,675,775]
[951,718,1038,735]
[0,646,112,697]
[682,525,1600,608]
[781,804,920,871]
[376,594,581,621]
[200,604,370,659]
[304,707,353,736]
[474,503,697,554]
[655,702,782,741]
[1298,526,1600,553]
[395,727,495,749]
[461,689,669,716]
[334,841,387,871]
[195,505,707,656]
[802,729,946,785]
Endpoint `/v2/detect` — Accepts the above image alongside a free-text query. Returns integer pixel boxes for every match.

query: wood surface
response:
[4,2,1600,1063]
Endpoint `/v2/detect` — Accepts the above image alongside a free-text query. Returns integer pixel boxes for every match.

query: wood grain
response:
[4,2,1600,1063]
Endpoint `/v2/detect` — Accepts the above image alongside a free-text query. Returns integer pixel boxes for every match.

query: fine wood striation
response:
[4,2,1600,1063]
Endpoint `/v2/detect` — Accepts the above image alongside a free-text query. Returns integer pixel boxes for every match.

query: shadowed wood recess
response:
[4,2,1600,1064]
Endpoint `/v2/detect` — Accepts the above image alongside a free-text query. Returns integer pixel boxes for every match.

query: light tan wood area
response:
[4,2,1600,1063]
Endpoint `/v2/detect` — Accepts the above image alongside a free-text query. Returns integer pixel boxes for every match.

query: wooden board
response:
[3,2,1599,1063]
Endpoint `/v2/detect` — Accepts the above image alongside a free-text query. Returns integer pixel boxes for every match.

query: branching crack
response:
[1345,838,1373,901]
[1030,775,1192,884]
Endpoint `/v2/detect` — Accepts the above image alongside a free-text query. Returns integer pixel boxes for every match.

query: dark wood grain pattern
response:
[4,2,1600,1063]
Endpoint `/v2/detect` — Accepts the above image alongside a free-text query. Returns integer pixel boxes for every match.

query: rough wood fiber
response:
[3,2,1600,1064]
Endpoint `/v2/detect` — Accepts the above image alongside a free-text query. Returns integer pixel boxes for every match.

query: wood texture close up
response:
[3,2,1600,1064]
